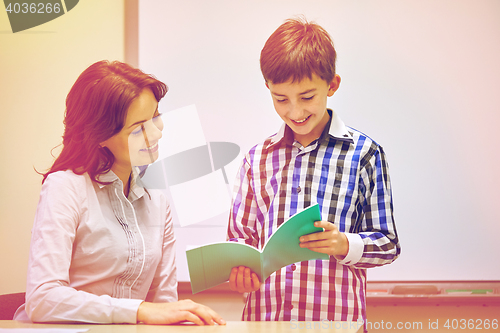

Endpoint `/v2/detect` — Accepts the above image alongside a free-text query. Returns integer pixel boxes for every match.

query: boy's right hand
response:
[229,266,261,293]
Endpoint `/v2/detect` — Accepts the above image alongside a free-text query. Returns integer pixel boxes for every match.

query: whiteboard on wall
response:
[138,0,500,282]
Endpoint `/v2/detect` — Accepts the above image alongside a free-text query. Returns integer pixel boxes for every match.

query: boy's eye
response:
[276,98,287,103]
[302,96,314,101]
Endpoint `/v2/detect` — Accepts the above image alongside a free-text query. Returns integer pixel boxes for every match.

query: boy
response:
[227,17,400,325]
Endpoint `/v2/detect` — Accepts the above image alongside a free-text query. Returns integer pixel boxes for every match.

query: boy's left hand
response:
[299,221,349,258]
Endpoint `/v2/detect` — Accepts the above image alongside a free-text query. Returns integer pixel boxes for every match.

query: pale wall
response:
[0,0,125,294]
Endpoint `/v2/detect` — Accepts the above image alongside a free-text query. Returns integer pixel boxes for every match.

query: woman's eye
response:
[303,96,314,101]
[277,99,287,103]
[152,112,163,121]
[131,126,143,136]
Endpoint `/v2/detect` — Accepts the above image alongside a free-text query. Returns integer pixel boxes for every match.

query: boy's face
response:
[266,74,341,147]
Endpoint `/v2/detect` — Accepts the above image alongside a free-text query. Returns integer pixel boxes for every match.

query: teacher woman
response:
[14,60,225,326]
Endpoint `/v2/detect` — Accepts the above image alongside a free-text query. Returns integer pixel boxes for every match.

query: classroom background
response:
[1,1,499,330]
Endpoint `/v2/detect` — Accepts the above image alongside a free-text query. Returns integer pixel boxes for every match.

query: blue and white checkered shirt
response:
[227,110,400,323]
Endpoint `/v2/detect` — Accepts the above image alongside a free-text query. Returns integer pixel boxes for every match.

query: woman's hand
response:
[137,299,226,325]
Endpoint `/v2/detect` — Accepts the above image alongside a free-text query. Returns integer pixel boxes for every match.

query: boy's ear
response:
[327,75,341,97]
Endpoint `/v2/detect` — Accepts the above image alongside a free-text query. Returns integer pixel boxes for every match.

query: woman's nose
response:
[145,117,163,142]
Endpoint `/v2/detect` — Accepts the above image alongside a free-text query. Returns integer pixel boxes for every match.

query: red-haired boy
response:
[227,17,400,327]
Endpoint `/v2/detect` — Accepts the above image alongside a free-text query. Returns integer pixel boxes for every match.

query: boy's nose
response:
[288,102,305,118]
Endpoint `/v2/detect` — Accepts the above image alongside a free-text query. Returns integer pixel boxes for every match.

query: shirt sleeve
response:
[227,156,260,248]
[340,146,401,268]
[145,201,178,303]
[23,172,142,323]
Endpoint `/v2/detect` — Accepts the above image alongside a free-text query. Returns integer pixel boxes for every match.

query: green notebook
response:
[186,204,329,293]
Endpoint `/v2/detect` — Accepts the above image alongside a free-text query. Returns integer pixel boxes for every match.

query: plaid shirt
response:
[227,110,400,323]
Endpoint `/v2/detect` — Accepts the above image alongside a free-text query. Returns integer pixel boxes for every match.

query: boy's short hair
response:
[260,17,337,84]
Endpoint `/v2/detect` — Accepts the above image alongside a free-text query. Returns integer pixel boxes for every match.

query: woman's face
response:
[101,88,163,172]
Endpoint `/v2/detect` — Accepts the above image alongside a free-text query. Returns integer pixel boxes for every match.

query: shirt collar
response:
[96,168,145,201]
[268,109,354,149]
[322,109,354,144]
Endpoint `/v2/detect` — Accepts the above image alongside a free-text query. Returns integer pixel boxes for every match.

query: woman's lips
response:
[140,141,158,153]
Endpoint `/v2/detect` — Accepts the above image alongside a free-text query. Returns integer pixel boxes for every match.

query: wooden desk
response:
[0,320,363,332]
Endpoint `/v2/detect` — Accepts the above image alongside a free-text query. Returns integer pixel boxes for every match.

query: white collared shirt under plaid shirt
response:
[227,110,400,323]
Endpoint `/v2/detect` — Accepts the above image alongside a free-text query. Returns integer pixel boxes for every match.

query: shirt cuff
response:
[111,298,144,323]
[336,233,364,266]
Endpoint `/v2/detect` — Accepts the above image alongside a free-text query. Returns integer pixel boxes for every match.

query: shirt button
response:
[287,304,294,311]
[296,186,301,193]
[291,264,296,271]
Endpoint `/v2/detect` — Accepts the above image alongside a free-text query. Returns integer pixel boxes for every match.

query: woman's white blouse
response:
[14,170,177,323]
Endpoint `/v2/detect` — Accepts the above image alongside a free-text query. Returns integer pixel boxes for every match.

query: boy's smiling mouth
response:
[292,115,311,124]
